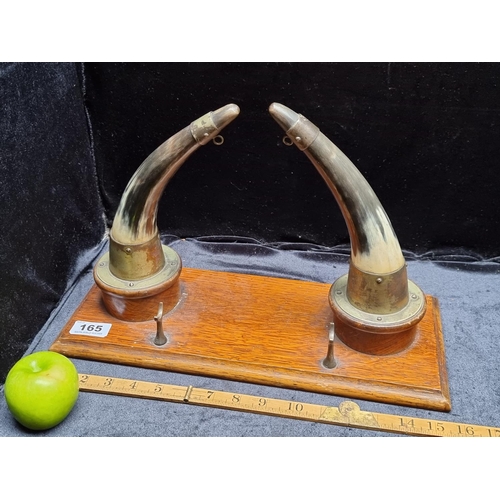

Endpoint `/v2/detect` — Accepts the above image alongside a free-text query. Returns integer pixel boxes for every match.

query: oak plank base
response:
[50,267,451,411]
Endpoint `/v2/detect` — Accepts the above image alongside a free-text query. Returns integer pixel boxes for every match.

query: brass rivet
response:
[128,282,135,287]
[377,316,382,321]
[336,290,342,295]
[125,247,132,255]
[411,293,418,300]
[295,136,302,142]
[376,278,383,284]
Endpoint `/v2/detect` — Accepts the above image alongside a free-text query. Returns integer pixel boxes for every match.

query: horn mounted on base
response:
[52,101,449,412]
[94,104,240,321]
[93,101,426,353]
[269,102,426,355]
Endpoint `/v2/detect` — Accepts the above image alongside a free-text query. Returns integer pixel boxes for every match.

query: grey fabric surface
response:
[1,236,499,437]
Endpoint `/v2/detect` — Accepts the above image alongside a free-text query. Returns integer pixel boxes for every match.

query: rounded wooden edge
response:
[99,279,182,322]
[333,312,418,356]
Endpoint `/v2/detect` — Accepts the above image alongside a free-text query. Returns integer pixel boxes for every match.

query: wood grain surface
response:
[50,267,451,411]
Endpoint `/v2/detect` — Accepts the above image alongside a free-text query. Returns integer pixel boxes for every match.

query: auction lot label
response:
[69,321,112,338]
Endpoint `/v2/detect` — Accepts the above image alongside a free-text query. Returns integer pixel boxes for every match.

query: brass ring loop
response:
[213,135,224,146]
[282,136,293,146]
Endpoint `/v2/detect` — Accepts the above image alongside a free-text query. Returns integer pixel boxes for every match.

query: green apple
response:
[4,351,79,431]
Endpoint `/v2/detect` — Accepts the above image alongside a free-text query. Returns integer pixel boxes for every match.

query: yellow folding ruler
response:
[79,373,500,437]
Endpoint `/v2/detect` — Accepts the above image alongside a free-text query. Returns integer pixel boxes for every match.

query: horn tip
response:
[212,103,240,128]
[268,102,299,132]
[268,102,286,116]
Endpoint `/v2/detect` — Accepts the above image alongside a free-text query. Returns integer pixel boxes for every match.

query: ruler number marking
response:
[77,374,500,437]
[400,418,415,427]
[288,402,304,412]
[428,421,445,432]
[457,425,475,436]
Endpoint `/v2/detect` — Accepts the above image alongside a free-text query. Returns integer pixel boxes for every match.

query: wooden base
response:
[50,267,451,411]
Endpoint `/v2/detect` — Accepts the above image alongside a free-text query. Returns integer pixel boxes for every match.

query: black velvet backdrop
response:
[84,62,500,256]
[0,63,105,381]
[1,62,499,383]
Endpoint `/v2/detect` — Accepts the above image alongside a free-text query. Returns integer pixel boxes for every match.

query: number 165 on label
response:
[70,321,112,338]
